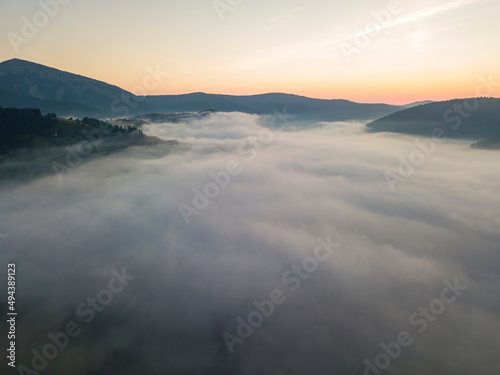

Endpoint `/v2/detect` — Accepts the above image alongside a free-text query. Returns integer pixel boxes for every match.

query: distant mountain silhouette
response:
[142,92,401,122]
[401,100,434,109]
[366,98,500,139]
[0,58,132,117]
[0,59,401,121]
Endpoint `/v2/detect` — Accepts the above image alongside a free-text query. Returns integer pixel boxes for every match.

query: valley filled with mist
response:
[1,110,499,374]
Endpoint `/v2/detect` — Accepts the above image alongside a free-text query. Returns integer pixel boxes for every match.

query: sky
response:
[1,0,500,104]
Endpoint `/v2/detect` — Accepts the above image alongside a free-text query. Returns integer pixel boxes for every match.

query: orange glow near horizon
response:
[106,74,494,105]
[23,53,498,106]
[100,82,493,106]
[2,0,499,106]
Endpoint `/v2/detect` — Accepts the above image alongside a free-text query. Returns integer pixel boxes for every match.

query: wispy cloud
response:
[232,0,489,72]
[340,0,488,43]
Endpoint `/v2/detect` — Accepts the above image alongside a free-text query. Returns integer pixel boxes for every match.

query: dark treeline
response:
[0,107,57,136]
[0,107,143,154]
[81,116,142,135]
[0,107,58,152]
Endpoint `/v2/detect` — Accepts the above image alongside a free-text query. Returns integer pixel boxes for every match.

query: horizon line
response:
[2,58,498,106]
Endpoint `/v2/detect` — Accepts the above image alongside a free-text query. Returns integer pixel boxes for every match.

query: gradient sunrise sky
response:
[1,0,499,104]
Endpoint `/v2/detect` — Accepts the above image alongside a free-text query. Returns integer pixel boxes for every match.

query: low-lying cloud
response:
[1,112,499,375]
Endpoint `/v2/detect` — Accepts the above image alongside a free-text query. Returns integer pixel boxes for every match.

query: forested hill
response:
[366,98,500,140]
[0,107,160,154]
[0,107,176,183]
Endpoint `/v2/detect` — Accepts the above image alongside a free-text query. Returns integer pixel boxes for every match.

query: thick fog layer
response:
[1,112,499,375]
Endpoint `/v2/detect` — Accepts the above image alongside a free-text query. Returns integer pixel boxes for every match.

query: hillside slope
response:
[366,98,500,139]
[0,59,132,116]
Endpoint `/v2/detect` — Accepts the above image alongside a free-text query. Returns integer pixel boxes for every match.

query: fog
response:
[1,112,499,375]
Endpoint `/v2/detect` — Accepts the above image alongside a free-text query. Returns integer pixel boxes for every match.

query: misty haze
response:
[1,1,500,375]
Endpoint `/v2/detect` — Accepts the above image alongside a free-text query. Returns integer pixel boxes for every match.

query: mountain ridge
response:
[0,58,401,121]
[0,58,132,114]
[366,97,500,140]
